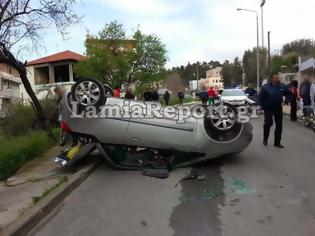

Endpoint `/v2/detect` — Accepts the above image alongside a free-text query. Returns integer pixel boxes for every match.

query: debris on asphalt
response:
[174,170,207,187]
[197,174,206,181]
[142,169,170,179]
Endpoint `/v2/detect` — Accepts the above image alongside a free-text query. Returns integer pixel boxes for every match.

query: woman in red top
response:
[207,87,216,105]
[290,80,299,122]
[113,86,121,98]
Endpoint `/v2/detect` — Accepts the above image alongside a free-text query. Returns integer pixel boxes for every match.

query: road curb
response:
[1,158,101,236]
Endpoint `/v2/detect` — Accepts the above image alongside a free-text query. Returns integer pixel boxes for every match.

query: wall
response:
[0,64,19,77]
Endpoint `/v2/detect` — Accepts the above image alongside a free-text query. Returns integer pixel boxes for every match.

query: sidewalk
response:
[0,145,100,235]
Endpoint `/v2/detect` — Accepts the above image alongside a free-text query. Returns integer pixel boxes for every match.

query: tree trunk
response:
[0,44,52,136]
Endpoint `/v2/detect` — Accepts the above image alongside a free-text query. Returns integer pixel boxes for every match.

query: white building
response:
[299,57,314,74]
[21,50,85,100]
[0,64,22,117]
[199,67,224,90]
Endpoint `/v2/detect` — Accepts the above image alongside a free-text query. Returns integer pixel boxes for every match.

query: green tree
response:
[271,52,299,74]
[243,47,268,87]
[222,60,232,87]
[75,21,167,89]
[231,57,243,85]
[281,39,315,56]
[221,58,243,87]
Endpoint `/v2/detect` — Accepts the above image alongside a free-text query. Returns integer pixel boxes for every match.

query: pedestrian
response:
[258,72,292,148]
[151,89,159,101]
[164,91,170,106]
[207,87,216,106]
[125,88,135,100]
[245,86,258,104]
[54,86,78,147]
[199,86,208,106]
[289,80,299,122]
[178,91,185,105]
[300,75,312,114]
[311,76,315,109]
[113,86,121,98]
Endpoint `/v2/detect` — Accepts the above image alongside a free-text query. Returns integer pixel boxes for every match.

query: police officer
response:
[258,73,292,148]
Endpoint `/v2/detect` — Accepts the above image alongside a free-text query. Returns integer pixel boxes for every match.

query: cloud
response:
[30,0,315,68]
[92,0,186,18]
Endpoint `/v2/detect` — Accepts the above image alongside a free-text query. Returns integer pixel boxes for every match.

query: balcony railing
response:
[0,71,21,84]
[34,81,75,92]
[0,89,20,99]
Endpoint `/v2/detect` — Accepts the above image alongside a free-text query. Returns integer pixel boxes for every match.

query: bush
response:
[0,102,36,136]
[0,98,58,137]
[159,95,196,106]
[0,129,59,181]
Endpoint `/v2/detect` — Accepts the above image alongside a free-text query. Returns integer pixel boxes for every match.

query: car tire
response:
[204,103,242,142]
[72,78,106,110]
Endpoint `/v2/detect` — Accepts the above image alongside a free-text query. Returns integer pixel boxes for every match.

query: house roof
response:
[27,50,85,66]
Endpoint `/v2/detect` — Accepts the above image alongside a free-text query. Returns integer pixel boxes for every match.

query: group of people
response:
[113,86,135,100]
[198,86,218,106]
[114,86,186,106]
[259,73,315,149]
[285,75,315,122]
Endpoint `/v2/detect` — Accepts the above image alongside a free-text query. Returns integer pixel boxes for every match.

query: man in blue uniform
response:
[258,73,292,148]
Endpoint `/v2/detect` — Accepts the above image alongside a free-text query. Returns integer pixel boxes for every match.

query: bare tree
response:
[0,0,79,130]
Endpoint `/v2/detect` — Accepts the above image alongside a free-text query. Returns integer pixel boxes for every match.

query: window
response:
[3,80,11,89]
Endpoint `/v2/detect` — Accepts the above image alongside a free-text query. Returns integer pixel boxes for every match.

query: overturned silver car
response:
[56,78,253,169]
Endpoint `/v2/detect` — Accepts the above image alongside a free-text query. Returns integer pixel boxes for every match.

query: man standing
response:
[178,91,185,105]
[311,76,315,109]
[258,73,292,148]
[199,86,208,106]
[164,91,170,106]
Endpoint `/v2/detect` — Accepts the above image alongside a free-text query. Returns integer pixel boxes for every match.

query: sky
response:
[29,0,315,68]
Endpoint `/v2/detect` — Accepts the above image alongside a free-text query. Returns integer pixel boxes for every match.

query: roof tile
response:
[27,50,85,66]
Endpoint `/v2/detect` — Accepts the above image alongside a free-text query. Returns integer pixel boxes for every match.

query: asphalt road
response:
[34,117,315,236]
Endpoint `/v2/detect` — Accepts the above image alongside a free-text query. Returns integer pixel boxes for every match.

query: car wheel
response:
[204,104,242,142]
[72,78,106,109]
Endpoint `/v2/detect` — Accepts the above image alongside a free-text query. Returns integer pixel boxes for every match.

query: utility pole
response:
[196,61,199,90]
[260,0,266,48]
[237,8,260,91]
[256,13,260,91]
[268,31,271,73]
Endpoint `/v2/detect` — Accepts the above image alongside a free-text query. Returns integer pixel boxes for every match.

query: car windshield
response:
[222,90,245,96]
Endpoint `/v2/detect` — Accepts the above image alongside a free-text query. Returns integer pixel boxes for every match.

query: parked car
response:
[220,89,256,106]
[55,78,253,169]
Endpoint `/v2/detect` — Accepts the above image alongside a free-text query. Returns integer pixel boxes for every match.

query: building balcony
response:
[0,89,21,99]
[34,81,75,92]
[0,71,21,84]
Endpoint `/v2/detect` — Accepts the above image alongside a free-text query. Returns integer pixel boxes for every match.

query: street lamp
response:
[260,0,266,48]
[237,8,260,91]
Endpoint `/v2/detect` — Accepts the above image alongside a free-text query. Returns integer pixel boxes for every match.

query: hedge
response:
[0,129,58,181]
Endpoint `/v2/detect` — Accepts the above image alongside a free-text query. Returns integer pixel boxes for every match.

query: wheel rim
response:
[75,81,101,106]
[210,106,236,131]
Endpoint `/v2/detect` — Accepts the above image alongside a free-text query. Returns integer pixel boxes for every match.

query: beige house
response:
[199,67,224,90]
[0,64,22,117]
[21,50,85,100]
